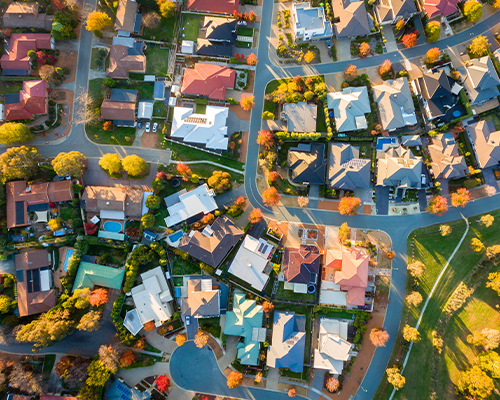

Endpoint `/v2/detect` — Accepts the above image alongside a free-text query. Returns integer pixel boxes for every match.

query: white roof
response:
[123,309,143,335]
[320,281,348,306]
[171,106,229,150]
[40,268,51,291]
[165,184,217,227]
[100,210,126,220]
[144,75,156,82]
[142,191,154,216]
[181,40,195,54]
[327,87,371,133]
[168,97,177,106]
[138,102,153,119]
[314,318,352,373]
[228,236,271,291]
[251,327,267,342]
[90,215,100,224]
[35,210,48,223]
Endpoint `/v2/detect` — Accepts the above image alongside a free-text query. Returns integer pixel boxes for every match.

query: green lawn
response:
[153,102,168,117]
[195,103,207,114]
[172,258,201,275]
[144,16,177,42]
[482,112,500,130]
[237,26,253,37]
[316,104,326,132]
[199,317,221,338]
[275,281,316,302]
[87,244,128,266]
[86,123,135,146]
[0,82,22,96]
[273,176,300,196]
[181,15,203,42]
[236,41,252,48]
[145,47,169,76]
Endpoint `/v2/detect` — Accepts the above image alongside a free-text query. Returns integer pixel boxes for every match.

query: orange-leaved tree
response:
[262,187,281,206]
[425,47,441,64]
[426,195,448,216]
[379,59,392,76]
[268,171,281,183]
[240,94,255,111]
[176,163,192,176]
[451,188,471,208]
[344,64,357,80]
[339,196,361,215]
[249,208,263,223]
[257,130,274,149]
[227,371,243,388]
[402,32,418,48]
[359,42,371,58]
[247,53,258,65]
[89,288,109,307]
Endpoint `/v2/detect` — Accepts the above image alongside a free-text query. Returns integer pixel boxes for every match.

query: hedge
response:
[111,293,137,345]
[274,131,321,140]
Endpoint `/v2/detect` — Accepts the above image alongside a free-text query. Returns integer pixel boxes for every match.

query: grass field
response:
[146,47,169,76]
[144,16,177,42]
[181,15,203,42]
[0,82,22,96]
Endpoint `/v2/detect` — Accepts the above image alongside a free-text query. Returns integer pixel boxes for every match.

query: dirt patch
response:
[228,104,251,121]
[141,132,160,149]
[355,229,393,269]
[56,50,78,84]
[206,334,223,360]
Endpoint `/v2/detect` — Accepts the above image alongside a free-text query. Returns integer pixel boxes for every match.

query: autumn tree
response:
[262,187,281,206]
[297,196,309,208]
[99,153,122,175]
[451,188,471,208]
[425,21,441,42]
[142,11,161,28]
[0,122,33,145]
[48,218,61,231]
[426,195,448,216]
[406,291,423,307]
[432,330,444,353]
[326,376,340,392]
[425,48,441,64]
[227,371,243,388]
[77,310,102,332]
[64,359,89,389]
[403,325,421,342]
[262,301,274,315]
[463,0,483,22]
[194,330,209,348]
[175,334,186,346]
[176,162,192,176]
[408,260,425,278]
[440,224,452,236]
[39,64,58,82]
[359,42,371,58]
[249,208,263,224]
[402,32,418,48]
[480,214,495,227]
[344,64,357,80]
[119,350,135,368]
[158,0,176,18]
[157,375,170,392]
[85,11,112,31]
[52,151,87,177]
[288,387,296,397]
[257,130,274,149]
[9,364,45,395]
[85,359,112,387]
[0,295,14,314]
[98,344,120,373]
[89,288,109,307]
[469,35,490,58]
[386,367,405,390]
[457,366,494,399]
[386,251,395,259]
[471,237,485,253]
[247,53,258,65]
[122,155,147,177]
[486,245,500,260]
[304,50,316,63]
[479,351,500,378]
[141,213,154,229]
[339,196,361,215]
[146,194,161,210]
[208,170,232,193]
[370,327,390,347]
[240,94,255,111]
[378,59,392,76]
[481,328,500,350]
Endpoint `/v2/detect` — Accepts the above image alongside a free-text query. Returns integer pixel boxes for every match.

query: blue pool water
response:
[453,110,461,118]
[169,230,184,242]
[376,137,398,151]
[62,248,75,272]
[103,220,122,233]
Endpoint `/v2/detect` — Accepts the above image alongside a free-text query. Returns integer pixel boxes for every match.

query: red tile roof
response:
[181,63,235,100]
[186,0,239,14]
[0,33,52,70]
[423,0,459,17]
[101,99,136,121]
[283,245,321,284]
[6,79,47,121]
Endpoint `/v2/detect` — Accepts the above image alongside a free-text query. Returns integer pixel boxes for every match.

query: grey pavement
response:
[82,158,157,188]
[381,25,398,53]
[337,38,352,61]
[144,330,178,354]
[482,167,499,193]
[116,361,170,385]
[227,111,250,135]
[47,354,64,394]
[215,185,247,209]
[266,367,279,391]
[217,334,238,370]
[309,369,326,400]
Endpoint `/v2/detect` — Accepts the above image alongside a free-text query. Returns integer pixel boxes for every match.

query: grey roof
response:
[461,56,500,106]
[417,70,457,118]
[328,86,371,132]
[428,132,468,180]
[296,6,325,30]
[375,0,417,23]
[401,135,422,147]
[328,143,371,190]
[376,144,423,188]
[154,81,165,100]
[196,38,233,58]
[288,142,326,184]
[332,0,370,38]
[110,88,138,102]
[267,311,306,373]
[137,101,153,119]
[203,17,237,44]
[466,120,500,168]
[373,78,417,131]
[283,102,317,132]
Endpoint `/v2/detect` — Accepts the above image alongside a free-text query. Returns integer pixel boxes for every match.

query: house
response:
[228,235,273,291]
[466,120,500,168]
[291,2,333,43]
[154,81,166,100]
[414,69,460,122]
[331,0,370,39]
[3,2,54,30]
[428,132,468,180]
[100,89,138,127]
[181,64,235,100]
[186,0,239,14]
[314,318,355,374]
[115,0,142,35]
[178,216,244,267]
[283,245,321,293]
[105,379,150,400]
[201,16,237,44]
[0,33,54,75]
[267,311,306,373]
[459,57,500,107]
[327,143,371,190]
[420,0,459,18]
[164,184,218,227]
[181,278,220,319]
[288,142,326,184]
[224,291,265,366]
[106,37,146,79]
[72,261,125,292]
[374,0,417,25]
[5,79,48,121]
[82,186,144,221]
[401,135,422,147]
[196,38,234,58]
[320,248,371,308]
[376,144,423,190]
[15,249,56,316]
[327,87,371,132]
[6,180,74,229]
[373,78,417,131]
[123,266,174,335]
[171,106,229,150]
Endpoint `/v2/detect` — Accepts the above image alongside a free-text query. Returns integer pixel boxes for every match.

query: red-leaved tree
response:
[176,163,192,176]
[234,196,246,208]
[89,288,109,307]
[268,171,281,182]
[262,187,281,206]
[426,195,448,216]
[339,196,361,215]
[249,208,263,224]
[451,188,471,208]
[402,32,418,48]
[156,375,170,392]
[156,171,166,180]
[257,130,274,149]
[85,223,98,235]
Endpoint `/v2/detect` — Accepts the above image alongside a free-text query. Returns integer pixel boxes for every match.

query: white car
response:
[153,122,158,133]
[145,122,151,132]
[185,316,190,326]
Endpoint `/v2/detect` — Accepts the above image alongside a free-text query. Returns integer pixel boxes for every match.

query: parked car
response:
[145,122,151,132]
[152,122,158,133]
[185,316,190,326]
[326,39,331,49]
[138,121,142,128]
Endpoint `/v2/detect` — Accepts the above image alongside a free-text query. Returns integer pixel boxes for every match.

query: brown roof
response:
[3,2,54,30]
[187,0,239,14]
[428,133,468,180]
[178,216,244,267]
[283,245,321,284]
[15,249,56,317]
[82,186,144,218]
[466,120,500,169]
[106,44,146,79]
[6,180,74,229]
[0,33,52,71]
[115,0,138,32]
[101,99,136,121]
[181,64,236,100]
[182,279,220,317]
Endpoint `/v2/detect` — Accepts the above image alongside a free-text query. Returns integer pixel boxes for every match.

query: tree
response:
[257,130,274,149]
[99,153,122,175]
[142,11,161,28]
[175,334,186,346]
[432,330,444,353]
[157,375,170,392]
[122,155,147,177]
[297,196,309,208]
[425,48,441,64]
[98,344,120,373]
[89,288,108,307]
[469,35,490,58]
[55,355,73,376]
[194,330,208,348]
[52,151,87,177]
[425,21,441,42]
[479,351,500,378]
[451,188,471,208]
[47,218,61,231]
[103,121,113,131]
[408,260,425,278]
[440,224,452,236]
[249,208,263,224]
[403,325,421,342]
[326,376,340,392]
[344,64,357,80]
[240,94,255,111]
[457,366,494,399]
[158,0,176,18]
[262,187,281,206]
[85,11,111,31]
[176,162,192,176]
[379,59,392,76]
[486,244,500,259]
[304,50,316,63]
[464,0,483,22]
[262,301,274,315]
[338,222,351,242]
[468,331,487,347]
[152,178,165,193]
[288,387,296,397]
[64,359,89,390]
[339,196,361,215]
[39,64,58,82]
[144,321,155,332]
[0,146,40,183]
[86,359,112,387]
[234,196,246,209]
[208,170,232,193]
[370,327,389,347]
[9,364,45,395]
[227,371,243,388]
[146,194,161,210]
[386,251,395,259]
[426,195,448,216]
[141,213,154,229]
[480,214,494,227]
[471,237,485,253]
[119,350,135,368]
[247,52,258,65]
[406,291,423,307]
[262,111,275,120]
[0,295,13,313]
[77,310,102,332]
[481,328,500,350]
[0,122,33,145]
[402,32,418,48]
[386,367,405,390]
[359,42,370,58]
[268,171,281,183]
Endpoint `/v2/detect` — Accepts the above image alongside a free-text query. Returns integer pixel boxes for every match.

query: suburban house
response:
[201,16,237,45]
[181,64,235,100]
[137,101,153,120]
[281,102,318,132]
[413,69,460,122]
[106,36,146,79]
[428,132,468,180]
[5,79,48,121]
[327,87,371,132]
[267,311,306,373]
[288,142,326,185]
[331,0,370,39]
[178,216,244,268]
[459,57,500,108]
[374,0,417,25]
[228,235,273,292]
[466,120,500,168]
[115,0,142,35]
[15,249,56,317]
[3,2,54,30]
[100,89,138,127]
[196,38,233,58]
[314,318,355,374]
[376,144,423,191]
[320,248,371,308]
[72,261,125,292]
[164,184,218,227]
[105,379,150,400]
[0,33,54,75]
[123,266,174,335]
[401,134,422,147]
[283,245,321,293]
[224,291,265,366]
[181,278,220,319]
[6,180,74,230]
[291,2,333,43]
[373,78,417,131]
[328,143,371,190]
[186,0,238,14]
[419,0,460,18]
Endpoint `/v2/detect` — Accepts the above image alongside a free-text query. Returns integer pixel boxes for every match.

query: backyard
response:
[145,47,170,76]
[172,258,201,275]
[181,15,203,42]
[275,281,316,303]
[144,15,177,42]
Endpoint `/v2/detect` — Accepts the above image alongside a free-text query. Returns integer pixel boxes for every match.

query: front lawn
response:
[237,26,253,37]
[199,317,221,338]
[273,176,300,196]
[153,102,168,117]
[181,15,203,42]
[0,81,22,96]
[145,47,169,76]
[86,123,135,146]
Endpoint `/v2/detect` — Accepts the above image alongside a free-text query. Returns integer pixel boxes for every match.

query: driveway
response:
[482,167,499,193]
[184,316,199,340]
[374,186,390,215]
[337,38,352,61]
[227,111,250,135]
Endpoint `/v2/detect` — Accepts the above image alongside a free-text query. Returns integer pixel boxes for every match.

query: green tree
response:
[0,146,40,183]
[85,359,112,386]
[208,170,232,193]
[152,178,165,192]
[463,0,483,22]
[52,151,87,177]
[471,237,485,253]
[0,295,14,313]
[98,153,122,175]
[122,155,147,177]
[146,194,161,209]
[262,111,275,120]
[0,123,33,145]
[141,213,155,229]
[425,21,441,42]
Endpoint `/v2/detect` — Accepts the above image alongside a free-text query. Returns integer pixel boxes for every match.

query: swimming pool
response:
[169,230,184,242]
[103,220,123,233]
[62,248,75,272]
